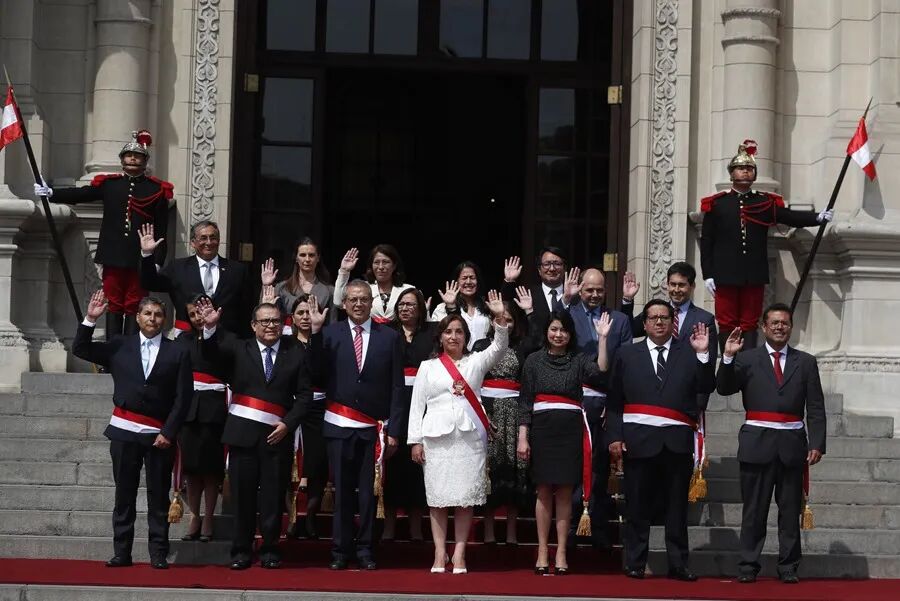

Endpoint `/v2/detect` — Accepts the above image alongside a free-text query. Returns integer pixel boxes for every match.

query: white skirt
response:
[423,427,487,508]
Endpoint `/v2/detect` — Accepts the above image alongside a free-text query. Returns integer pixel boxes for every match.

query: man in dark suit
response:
[606,299,715,581]
[199,300,311,570]
[500,247,568,327]
[309,279,405,570]
[139,221,252,337]
[716,303,826,584]
[566,267,633,547]
[73,291,192,569]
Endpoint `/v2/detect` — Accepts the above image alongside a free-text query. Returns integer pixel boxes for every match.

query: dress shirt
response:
[584,305,602,341]
[646,336,709,371]
[197,255,220,294]
[541,282,565,312]
[721,341,785,366]
[349,318,372,369]
[672,300,691,337]
[138,331,162,376]
[255,338,281,371]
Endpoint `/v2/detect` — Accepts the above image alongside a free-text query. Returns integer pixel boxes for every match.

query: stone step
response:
[0,438,110,462]
[0,535,231,565]
[704,456,900,483]
[702,478,900,504]
[0,416,108,440]
[0,510,235,539]
[706,393,844,415]
[704,434,900,458]
[0,461,141,486]
[17,393,112,418]
[687,502,900,529]
[648,526,900,555]
[22,372,112,395]
[703,412,894,438]
[0,485,228,513]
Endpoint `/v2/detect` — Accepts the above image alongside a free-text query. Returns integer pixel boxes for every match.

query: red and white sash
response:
[229,393,286,426]
[532,394,592,503]
[324,401,379,429]
[404,367,418,387]
[109,406,163,434]
[312,387,326,402]
[582,384,606,399]
[480,378,520,399]
[623,404,697,429]
[694,411,707,471]
[533,393,581,413]
[745,411,804,430]
[173,319,191,336]
[372,316,391,324]
[438,354,492,445]
[193,371,226,392]
[282,315,293,336]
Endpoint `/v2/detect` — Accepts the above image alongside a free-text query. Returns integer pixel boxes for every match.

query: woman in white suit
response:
[408,290,509,574]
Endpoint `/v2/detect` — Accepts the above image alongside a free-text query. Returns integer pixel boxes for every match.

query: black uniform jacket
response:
[53,173,173,268]
[700,189,819,286]
[73,323,192,444]
[606,338,716,458]
[716,345,826,466]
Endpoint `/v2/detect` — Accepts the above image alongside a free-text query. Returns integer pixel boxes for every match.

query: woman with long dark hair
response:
[431,261,491,349]
[260,237,335,317]
[332,244,414,322]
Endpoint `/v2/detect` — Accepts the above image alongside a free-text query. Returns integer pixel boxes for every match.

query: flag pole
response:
[790,99,873,313]
[3,67,83,321]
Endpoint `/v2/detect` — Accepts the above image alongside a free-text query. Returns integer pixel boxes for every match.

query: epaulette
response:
[700,190,727,212]
[763,191,785,208]
[90,173,124,187]
[147,175,175,200]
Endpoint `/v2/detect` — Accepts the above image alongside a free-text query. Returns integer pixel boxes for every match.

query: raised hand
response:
[689,322,710,354]
[723,327,744,358]
[486,289,505,320]
[425,296,433,315]
[308,296,329,333]
[261,284,277,305]
[260,258,278,286]
[622,271,640,301]
[439,280,460,308]
[139,223,163,255]
[594,311,612,339]
[513,285,533,314]
[503,256,522,283]
[339,248,359,273]
[562,267,582,304]
[196,296,222,329]
[86,289,108,321]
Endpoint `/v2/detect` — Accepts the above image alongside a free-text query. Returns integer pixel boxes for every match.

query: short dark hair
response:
[666,262,697,285]
[252,302,281,321]
[343,279,373,301]
[189,220,219,240]
[762,303,793,324]
[431,314,472,357]
[541,309,579,354]
[392,288,428,333]
[289,293,311,314]
[137,296,166,313]
[536,245,567,268]
[365,244,406,286]
[643,298,674,319]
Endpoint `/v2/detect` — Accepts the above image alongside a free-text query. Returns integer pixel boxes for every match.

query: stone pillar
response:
[0,199,35,391]
[719,1,781,191]
[84,0,153,175]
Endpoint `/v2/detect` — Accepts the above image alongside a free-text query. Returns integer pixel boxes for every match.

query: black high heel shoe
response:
[534,565,549,575]
[554,566,569,576]
[181,531,201,542]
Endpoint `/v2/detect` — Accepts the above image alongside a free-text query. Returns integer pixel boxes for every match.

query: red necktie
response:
[772,351,783,385]
[672,306,679,338]
[353,325,364,371]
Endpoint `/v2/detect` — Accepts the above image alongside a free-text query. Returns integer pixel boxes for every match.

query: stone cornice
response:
[817,353,900,373]
[721,7,781,20]
[721,34,780,47]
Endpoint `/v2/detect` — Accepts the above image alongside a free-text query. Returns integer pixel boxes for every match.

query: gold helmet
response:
[118,129,152,159]
[727,139,757,172]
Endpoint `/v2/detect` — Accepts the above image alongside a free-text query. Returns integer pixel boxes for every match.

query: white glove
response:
[817,209,834,223]
[704,278,716,296]
[33,182,53,198]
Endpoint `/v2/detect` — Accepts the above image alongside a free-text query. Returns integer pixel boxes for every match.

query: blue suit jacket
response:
[569,302,633,393]
[311,319,405,439]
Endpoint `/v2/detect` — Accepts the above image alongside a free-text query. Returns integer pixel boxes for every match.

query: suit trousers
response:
[739,459,804,575]
[622,448,693,571]
[326,430,376,561]
[228,442,292,562]
[109,439,175,560]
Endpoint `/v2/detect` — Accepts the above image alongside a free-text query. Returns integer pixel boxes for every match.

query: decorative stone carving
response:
[189,0,220,225]
[647,0,678,297]
[817,356,900,373]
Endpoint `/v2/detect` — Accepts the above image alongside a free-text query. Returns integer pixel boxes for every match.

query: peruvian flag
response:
[0,86,24,151]
[846,117,876,180]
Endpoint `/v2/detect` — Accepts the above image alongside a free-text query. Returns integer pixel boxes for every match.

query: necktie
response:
[141,340,152,378]
[203,262,215,295]
[549,288,559,310]
[655,345,667,383]
[590,309,599,341]
[264,347,274,382]
[772,351,783,385]
[353,325,364,371]
[672,305,680,338]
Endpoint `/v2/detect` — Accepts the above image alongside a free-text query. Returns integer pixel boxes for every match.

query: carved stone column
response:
[189,0,221,226]
[719,1,781,191]
[0,198,35,391]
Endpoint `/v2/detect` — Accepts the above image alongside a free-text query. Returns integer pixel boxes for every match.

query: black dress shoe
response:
[624,567,645,579]
[780,572,800,584]
[359,558,377,570]
[667,567,698,582]
[150,557,169,570]
[329,559,348,570]
[261,558,282,569]
[738,573,757,583]
[105,556,133,568]
[230,559,251,570]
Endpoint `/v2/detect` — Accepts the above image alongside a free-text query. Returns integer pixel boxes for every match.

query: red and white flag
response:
[0,86,24,151]
[846,117,876,180]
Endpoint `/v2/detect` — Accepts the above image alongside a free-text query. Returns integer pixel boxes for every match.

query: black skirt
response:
[383,436,427,510]
[178,421,225,479]
[300,422,328,497]
[529,410,583,486]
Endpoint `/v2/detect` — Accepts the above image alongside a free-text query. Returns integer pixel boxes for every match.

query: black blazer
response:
[203,332,311,449]
[606,338,716,458]
[716,345,826,466]
[72,323,192,444]
[500,281,563,330]
[175,329,230,424]
[141,254,252,337]
[311,320,405,439]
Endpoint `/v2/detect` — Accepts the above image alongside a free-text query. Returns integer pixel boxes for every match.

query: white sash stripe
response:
[193,381,226,391]
[582,387,606,398]
[109,414,161,434]
[324,410,376,429]
[405,375,416,386]
[312,391,326,401]
[229,403,282,426]
[533,401,581,412]
[624,413,691,428]
[480,386,519,399]
[745,419,804,430]
[457,395,489,445]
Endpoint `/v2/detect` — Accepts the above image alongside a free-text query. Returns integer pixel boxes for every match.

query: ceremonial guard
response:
[699,140,832,350]
[37,130,173,339]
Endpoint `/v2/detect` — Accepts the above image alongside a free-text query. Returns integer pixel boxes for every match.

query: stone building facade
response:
[1,0,898,429]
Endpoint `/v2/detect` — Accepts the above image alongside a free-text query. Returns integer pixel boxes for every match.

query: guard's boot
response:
[105,313,124,341]
[123,315,140,336]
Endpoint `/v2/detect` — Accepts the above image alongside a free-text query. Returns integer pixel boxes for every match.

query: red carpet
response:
[3,557,897,601]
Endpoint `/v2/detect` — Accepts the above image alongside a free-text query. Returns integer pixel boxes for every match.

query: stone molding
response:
[647,0,678,297]
[189,0,220,225]
[721,34,780,47]
[720,7,781,20]
[817,355,900,373]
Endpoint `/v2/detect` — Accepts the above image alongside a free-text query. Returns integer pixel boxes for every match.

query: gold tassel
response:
[688,468,708,503]
[374,463,385,519]
[321,482,334,512]
[575,501,591,537]
[167,491,184,524]
[376,492,385,519]
[287,490,298,527]
[801,498,815,530]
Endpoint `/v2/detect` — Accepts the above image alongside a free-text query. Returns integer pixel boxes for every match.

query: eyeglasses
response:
[540,261,564,269]
[253,318,281,327]
[397,302,417,309]
[646,315,672,323]
[345,297,372,305]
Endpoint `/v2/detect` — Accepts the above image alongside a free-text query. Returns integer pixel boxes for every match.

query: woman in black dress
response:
[517,309,604,574]
[178,294,228,542]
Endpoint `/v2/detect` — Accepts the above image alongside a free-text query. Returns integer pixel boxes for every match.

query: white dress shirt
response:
[139,331,162,377]
[721,341,785,366]
[197,255,220,294]
[646,335,709,371]
[349,318,372,369]
[541,282,565,312]
[256,338,281,367]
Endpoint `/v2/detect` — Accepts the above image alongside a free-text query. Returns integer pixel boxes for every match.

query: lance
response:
[4,67,83,321]
[790,98,873,313]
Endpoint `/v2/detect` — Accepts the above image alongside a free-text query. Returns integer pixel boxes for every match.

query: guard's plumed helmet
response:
[119,130,152,159]
[727,139,757,172]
